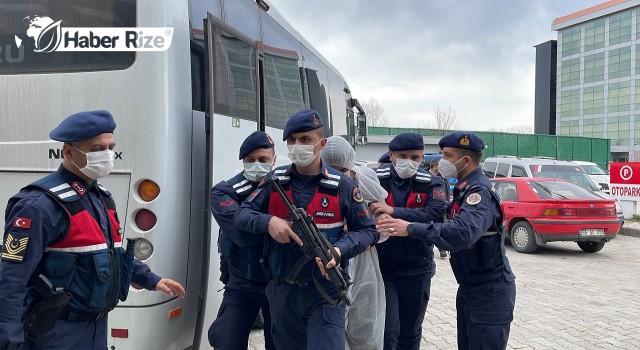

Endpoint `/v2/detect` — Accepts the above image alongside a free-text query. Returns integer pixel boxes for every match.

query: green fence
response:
[368,127,611,169]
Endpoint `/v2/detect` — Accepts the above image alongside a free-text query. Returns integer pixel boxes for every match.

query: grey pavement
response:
[248,233,640,349]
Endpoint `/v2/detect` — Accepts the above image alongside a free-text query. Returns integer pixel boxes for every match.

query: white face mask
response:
[73,146,115,180]
[287,140,322,167]
[438,157,466,179]
[393,157,421,179]
[243,161,273,182]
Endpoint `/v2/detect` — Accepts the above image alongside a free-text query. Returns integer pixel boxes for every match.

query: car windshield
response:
[579,164,607,175]
[530,181,601,200]
[529,164,600,191]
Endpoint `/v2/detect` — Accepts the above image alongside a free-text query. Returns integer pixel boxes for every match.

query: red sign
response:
[610,162,640,184]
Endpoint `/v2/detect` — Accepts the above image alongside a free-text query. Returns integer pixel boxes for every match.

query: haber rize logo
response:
[17,16,62,53]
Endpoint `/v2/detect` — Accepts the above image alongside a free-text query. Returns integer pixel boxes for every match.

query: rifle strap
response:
[312,275,341,306]
[287,248,314,282]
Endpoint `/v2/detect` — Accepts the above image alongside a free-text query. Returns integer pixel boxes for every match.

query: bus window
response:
[262,14,305,129]
[212,29,258,122]
[0,0,136,74]
[191,41,206,112]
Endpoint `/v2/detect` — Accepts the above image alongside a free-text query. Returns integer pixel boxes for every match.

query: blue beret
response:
[239,131,275,159]
[438,131,486,152]
[50,110,116,142]
[378,152,391,164]
[282,109,324,140]
[389,133,424,151]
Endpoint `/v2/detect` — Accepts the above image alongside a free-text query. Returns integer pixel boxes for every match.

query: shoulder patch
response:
[352,187,364,203]
[13,217,32,229]
[1,232,30,262]
[466,193,481,206]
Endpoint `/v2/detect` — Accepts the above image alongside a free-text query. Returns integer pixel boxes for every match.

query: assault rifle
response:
[269,177,352,306]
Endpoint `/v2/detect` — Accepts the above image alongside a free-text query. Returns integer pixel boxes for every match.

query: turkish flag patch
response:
[13,217,32,229]
[433,189,445,200]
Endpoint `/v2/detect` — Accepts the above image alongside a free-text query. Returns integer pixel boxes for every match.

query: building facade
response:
[553,0,640,161]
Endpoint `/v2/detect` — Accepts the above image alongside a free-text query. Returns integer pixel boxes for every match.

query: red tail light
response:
[135,209,157,231]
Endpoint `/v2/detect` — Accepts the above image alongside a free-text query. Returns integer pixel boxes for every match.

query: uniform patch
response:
[433,188,445,200]
[416,194,423,203]
[456,180,468,190]
[72,181,86,195]
[459,135,470,146]
[13,217,32,229]
[466,193,481,206]
[1,233,30,262]
[321,197,329,208]
[219,199,236,207]
[314,211,335,218]
[352,188,364,203]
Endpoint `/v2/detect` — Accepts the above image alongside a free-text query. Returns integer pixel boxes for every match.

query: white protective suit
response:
[320,137,387,350]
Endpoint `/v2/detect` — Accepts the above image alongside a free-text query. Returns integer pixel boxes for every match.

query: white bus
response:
[0,0,367,349]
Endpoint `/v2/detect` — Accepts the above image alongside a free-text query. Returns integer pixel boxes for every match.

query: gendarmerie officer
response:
[234,109,379,349]
[0,110,184,350]
[207,131,276,350]
[369,133,447,350]
[377,131,516,350]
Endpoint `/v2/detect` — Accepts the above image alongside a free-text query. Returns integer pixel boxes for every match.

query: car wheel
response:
[577,241,605,253]
[510,221,537,253]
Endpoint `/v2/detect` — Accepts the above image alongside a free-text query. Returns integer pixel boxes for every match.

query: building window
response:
[583,85,605,115]
[608,115,630,146]
[635,79,640,111]
[608,81,632,113]
[561,58,581,87]
[584,19,605,52]
[609,10,632,45]
[560,89,581,117]
[583,117,604,138]
[634,115,640,146]
[559,119,579,136]
[608,46,632,79]
[561,26,581,56]
[584,52,605,83]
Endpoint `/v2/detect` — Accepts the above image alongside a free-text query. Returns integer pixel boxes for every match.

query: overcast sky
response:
[267,0,602,131]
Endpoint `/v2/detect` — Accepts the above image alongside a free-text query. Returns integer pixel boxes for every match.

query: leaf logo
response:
[34,20,62,53]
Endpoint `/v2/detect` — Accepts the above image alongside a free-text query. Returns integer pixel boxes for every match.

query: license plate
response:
[580,228,605,237]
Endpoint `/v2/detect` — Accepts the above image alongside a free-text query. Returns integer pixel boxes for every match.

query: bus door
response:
[195,10,262,349]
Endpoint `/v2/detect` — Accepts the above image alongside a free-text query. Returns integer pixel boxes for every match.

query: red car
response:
[490,178,622,253]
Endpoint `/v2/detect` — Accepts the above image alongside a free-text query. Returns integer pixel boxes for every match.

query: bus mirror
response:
[357,114,367,137]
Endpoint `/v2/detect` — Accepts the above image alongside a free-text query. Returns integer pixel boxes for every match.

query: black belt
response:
[272,275,309,287]
[58,309,107,321]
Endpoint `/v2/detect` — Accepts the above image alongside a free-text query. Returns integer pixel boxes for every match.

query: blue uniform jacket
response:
[233,162,379,281]
[0,166,160,349]
[376,165,446,271]
[210,171,267,291]
[409,168,515,285]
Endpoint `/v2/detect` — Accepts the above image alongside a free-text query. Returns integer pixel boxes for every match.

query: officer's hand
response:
[374,213,392,225]
[369,202,394,216]
[155,278,186,299]
[377,218,410,237]
[268,216,303,246]
[316,247,341,281]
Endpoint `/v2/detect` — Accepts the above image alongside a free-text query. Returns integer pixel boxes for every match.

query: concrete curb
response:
[620,226,640,238]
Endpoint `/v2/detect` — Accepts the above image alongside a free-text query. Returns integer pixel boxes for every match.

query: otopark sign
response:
[609,162,640,200]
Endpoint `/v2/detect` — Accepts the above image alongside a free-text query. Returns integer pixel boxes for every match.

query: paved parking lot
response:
[249,234,640,349]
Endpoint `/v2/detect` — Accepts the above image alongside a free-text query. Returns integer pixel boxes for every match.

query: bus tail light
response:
[111,329,129,338]
[134,238,154,260]
[135,209,157,231]
[169,306,183,320]
[138,180,160,202]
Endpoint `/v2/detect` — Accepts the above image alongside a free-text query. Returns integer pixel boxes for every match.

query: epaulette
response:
[319,169,341,189]
[376,164,391,179]
[414,170,432,183]
[272,166,291,184]
[228,173,255,196]
[29,173,80,203]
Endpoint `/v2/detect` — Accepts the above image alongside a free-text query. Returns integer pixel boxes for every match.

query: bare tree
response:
[361,97,389,127]
[432,104,459,130]
[487,125,534,134]
[416,118,432,129]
